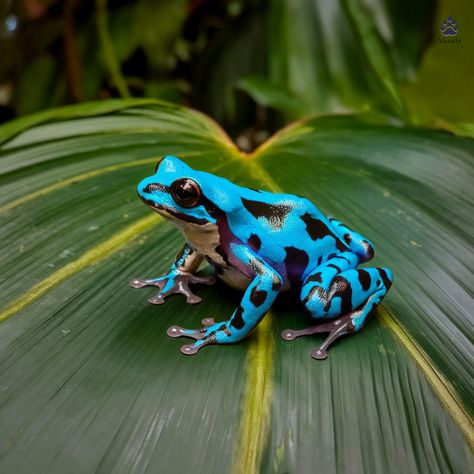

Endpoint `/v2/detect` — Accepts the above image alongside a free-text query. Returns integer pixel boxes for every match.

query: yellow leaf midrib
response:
[379,306,474,448]
[0,214,161,324]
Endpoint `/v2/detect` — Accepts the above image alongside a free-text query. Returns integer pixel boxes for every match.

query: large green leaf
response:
[266,0,433,118]
[202,0,436,131]
[400,1,474,127]
[0,100,472,473]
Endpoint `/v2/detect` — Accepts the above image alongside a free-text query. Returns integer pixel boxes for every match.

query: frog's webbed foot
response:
[281,313,355,360]
[167,318,230,355]
[129,273,215,305]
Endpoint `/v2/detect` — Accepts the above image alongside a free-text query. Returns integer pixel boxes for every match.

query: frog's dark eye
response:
[170,178,201,208]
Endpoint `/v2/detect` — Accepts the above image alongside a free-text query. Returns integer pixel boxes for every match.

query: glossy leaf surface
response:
[0,101,472,473]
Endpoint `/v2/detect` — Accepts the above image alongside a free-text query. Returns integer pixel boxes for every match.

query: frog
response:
[129,155,393,359]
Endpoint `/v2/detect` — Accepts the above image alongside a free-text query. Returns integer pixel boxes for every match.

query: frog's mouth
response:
[141,197,208,226]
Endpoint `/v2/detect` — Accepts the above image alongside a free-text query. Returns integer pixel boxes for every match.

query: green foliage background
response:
[1,0,473,136]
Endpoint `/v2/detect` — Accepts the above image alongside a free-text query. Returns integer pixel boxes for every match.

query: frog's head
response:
[137,155,238,227]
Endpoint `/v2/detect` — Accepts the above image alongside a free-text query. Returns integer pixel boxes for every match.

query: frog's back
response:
[227,187,349,285]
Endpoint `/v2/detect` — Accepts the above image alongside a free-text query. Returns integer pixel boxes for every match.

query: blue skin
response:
[130,156,393,359]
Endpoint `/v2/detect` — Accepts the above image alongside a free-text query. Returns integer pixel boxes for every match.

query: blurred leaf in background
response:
[236,76,303,117]
[186,0,269,138]
[103,0,189,81]
[244,0,434,120]
[0,0,193,116]
[14,55,65,115]
[400,0,474,130]
[0,0,473,139]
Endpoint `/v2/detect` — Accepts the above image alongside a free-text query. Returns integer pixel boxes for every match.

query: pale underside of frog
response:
[129,156,393,359]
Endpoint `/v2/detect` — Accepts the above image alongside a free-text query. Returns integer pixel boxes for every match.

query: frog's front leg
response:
[129,244,215,305]
[167,244,282,355]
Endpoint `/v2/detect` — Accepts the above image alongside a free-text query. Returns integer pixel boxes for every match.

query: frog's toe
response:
[311,347,328,360]
[146,280,202,305]
[129,278,144,288]
[180,344,200,355]
[167,325,204,340]
[167,318,217,341]
[168,277,204,304]
[185,293,202,304]
[201,317,216,327]
[129,278,154,289]
[281,329,298,341]
[281,319,345,341]
[129,277,164,289]
[282,315,355,360]
[180,335,216,356]
[310,318,353,360]
[130,273,211,305]
[148,293,166,305]
[167,325,183,338]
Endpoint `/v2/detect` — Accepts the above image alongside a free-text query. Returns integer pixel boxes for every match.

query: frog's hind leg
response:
[329,218,374,263]
[282,290,388,359]
[282,263,392,359]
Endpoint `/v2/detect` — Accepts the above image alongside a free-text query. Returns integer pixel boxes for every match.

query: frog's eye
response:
[170,178,201,208]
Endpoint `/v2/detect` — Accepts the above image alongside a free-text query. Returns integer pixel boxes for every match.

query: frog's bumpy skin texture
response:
[130,155,393,359]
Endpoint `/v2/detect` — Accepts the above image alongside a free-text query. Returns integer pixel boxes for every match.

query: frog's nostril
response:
[143,183,165,194]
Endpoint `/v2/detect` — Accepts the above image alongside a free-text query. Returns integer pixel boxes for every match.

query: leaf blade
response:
[0,101,472,474]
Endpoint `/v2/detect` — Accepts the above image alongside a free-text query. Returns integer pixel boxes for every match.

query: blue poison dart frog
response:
[129,156,393,359]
